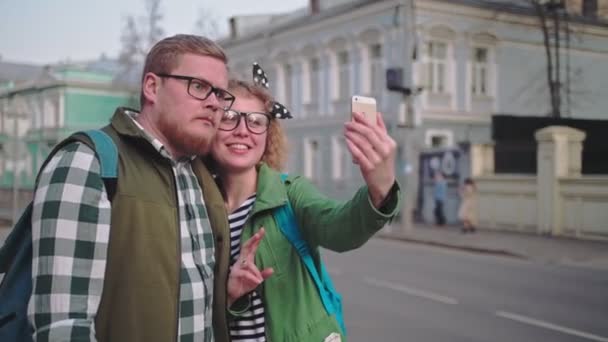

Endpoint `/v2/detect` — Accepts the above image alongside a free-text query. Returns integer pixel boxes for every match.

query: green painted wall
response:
[0,87,136,189]
[64,89,136,128]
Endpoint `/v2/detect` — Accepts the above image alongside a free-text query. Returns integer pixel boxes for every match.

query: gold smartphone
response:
[351,95,377,123]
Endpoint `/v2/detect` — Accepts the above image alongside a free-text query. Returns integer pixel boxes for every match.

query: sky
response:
[0,0,308,65]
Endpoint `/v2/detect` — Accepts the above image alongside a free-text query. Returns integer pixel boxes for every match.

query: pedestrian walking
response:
[458,178,478,233]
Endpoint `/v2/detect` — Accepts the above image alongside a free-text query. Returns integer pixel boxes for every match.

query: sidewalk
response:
[379,224,608,271]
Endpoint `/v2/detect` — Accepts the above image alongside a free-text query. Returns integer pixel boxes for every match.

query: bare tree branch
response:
[118,0,165,68]
[144,0,164,48]
[194,7,221,39]
[118,15,142,68]
[527,0,566,117]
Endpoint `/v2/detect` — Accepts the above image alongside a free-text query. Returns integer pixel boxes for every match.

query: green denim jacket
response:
[233,164,400,342]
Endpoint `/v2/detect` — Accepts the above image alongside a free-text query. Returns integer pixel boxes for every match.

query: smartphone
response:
[351,95,377,123]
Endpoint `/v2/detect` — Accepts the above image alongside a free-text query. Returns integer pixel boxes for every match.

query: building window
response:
[426,41,448,93]
[471,47,489,96]
[310,57,320,111]
[304,138,322,182]
[283,63,293,107]
[425,129,454,148]
[331,136,354,180]
[431,136,447,148]
[43,97,57,128]
[369,43,383,97]
[338,51,350,100]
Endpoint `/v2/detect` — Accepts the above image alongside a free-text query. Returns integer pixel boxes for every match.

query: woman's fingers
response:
[240,227,265,263]
[261,268,274,280]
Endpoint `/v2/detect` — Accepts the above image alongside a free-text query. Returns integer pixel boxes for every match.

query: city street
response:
[325,238,608,342]
[2,227,608,341]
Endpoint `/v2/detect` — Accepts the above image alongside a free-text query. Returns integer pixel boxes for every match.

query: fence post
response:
[470,143,495,177]
[535,126,585,236]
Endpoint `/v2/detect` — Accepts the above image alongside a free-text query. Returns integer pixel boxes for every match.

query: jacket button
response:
[216,235,223,243]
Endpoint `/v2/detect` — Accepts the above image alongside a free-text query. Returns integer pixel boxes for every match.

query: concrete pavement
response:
[380,223,608,271]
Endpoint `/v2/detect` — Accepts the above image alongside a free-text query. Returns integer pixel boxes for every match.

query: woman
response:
[458,178,478,233]
[213,64,401,342]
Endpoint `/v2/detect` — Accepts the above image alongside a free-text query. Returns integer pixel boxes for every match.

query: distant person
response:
[458,178,478,233]
[433,172,447,226]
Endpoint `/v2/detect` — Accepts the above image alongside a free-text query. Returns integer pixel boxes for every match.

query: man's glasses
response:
[155,74,236,110]
[219,110,271,134]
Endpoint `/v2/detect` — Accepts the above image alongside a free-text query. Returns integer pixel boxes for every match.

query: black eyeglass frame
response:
[155,73,236,110]
[218,110,272,135]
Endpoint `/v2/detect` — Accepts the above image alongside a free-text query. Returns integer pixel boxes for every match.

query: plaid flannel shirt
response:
[28,113,216,341]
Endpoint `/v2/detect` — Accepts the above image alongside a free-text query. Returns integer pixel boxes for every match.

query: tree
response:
[118,0,165,67]
[144,0,165,49]
[529,0,567,118]
[118,16,142,69]
[194,7,221,39]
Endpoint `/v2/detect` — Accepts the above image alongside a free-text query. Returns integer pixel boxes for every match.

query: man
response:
[28,34,234,341]
[433,171,447,226]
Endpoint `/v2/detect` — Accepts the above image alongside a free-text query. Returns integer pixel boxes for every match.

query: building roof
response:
[0,57,140,98]
[221,0,608,47]
[0,61,43,84]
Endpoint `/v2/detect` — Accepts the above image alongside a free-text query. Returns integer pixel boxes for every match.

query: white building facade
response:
[220,0,608,203]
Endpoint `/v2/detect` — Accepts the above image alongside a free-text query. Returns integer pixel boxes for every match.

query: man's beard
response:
[159,115,213,157]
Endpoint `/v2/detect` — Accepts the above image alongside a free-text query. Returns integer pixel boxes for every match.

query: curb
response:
[377,232,528,260]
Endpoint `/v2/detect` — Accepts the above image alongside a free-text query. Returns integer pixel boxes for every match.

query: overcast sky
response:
[0,0,308,65]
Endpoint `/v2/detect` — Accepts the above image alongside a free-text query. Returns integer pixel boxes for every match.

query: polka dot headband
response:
[252,62,292,119]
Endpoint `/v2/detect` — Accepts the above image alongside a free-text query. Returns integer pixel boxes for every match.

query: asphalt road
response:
[324,238,608,342]
[2,229,607,341]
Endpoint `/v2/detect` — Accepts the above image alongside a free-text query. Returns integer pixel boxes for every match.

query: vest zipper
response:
[172,168,181,342]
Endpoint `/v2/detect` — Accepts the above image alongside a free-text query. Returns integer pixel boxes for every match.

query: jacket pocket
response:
[259,230,293,280]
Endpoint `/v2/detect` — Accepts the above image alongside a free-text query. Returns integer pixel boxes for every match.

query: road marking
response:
[363,277,459,305]
[496,311,608,342]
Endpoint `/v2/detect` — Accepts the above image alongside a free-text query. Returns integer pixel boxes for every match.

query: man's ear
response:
[142,73,160,104]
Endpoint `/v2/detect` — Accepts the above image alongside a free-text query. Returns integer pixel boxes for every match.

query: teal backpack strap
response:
[79,129,118,199]
[80,129,118,179]
[274,173,346,335]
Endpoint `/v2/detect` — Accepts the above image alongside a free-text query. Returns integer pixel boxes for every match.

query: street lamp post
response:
[386,0,422,233]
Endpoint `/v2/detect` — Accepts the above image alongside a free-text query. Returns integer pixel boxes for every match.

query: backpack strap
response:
[80,129,118,179]
[78,129,118,200]
[0,129,118,274]
[274,173,346,335]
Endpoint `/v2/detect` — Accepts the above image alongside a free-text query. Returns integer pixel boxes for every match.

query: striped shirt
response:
[228,195,266,341]
[28,110,215,341]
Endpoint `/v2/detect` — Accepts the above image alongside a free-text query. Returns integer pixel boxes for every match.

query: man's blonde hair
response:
[140,34,228,106]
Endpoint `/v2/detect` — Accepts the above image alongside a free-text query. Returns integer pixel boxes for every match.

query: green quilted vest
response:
[74,108,231,342]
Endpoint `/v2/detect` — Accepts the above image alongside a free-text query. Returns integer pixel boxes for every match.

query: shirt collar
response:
[123,109,195,165]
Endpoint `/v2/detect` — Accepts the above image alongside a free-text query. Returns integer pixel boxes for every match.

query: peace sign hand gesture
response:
[227,228,274,306]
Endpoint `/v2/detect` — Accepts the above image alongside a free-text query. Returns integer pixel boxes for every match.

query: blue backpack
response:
[0,129,118,342]
[273,174,346,335]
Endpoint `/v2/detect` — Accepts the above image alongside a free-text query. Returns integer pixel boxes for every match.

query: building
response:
[0,59,137,217]
[220,0,608,224]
